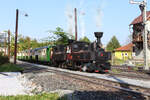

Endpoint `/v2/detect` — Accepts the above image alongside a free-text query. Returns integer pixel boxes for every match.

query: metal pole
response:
[14,9,19,64]
[8,30,10,61]
[143,0,149,70]
[74,8,78,41]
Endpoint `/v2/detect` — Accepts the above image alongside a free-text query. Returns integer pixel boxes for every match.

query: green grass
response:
[111,59,125,65]
[111,68,121,74]
[0,63,24,72]
[0,93,66,100]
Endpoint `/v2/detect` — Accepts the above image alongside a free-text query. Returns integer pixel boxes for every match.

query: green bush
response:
[0,52,9,65]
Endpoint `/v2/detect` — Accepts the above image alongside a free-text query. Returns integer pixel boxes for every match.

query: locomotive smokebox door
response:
[94,32,103,46]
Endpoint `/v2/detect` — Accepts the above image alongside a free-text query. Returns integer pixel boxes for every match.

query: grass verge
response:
[0,93,66,100]
[0,63,24,72]
[111,69,121,74]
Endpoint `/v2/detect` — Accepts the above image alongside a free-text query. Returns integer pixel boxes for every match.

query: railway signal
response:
[129,0,149,70]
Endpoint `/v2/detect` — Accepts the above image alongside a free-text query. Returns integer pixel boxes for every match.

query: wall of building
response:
[114,51,132,60]
[147,20,150,30]
[132,20,150,61]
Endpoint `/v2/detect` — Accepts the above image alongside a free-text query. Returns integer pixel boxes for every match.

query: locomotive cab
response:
[52,45,66,67]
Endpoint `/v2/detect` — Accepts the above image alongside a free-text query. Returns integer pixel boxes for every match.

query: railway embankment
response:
[16,60,150,100]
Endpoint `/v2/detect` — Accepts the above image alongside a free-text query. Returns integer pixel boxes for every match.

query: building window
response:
[125,53,128,56]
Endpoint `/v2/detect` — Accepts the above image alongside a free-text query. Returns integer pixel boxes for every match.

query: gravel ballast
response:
[19,71,147,100]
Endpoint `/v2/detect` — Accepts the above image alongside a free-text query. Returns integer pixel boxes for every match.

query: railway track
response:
[18,61,150,99]
[112,65,150,73]
[108,72,150,80]
[111,65,150,79]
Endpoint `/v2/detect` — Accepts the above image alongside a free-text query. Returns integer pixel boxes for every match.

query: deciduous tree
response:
[106,36,121,52]
[79,36,91,43]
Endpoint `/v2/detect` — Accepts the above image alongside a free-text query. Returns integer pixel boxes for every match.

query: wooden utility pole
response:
[14,9,19,64]
[4,32,7,56]
[74,8,78,41]
[8,30,10,60]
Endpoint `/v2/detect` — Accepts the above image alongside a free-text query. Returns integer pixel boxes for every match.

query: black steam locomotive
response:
[52,32,111,72]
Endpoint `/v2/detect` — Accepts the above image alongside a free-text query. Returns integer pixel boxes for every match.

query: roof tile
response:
[130,11,150,25]
[115,43,133,51]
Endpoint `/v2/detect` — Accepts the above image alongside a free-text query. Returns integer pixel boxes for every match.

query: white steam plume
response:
[79,10,85,38]
[95,8,103,31]
[79,0,86,39]
[65,5,74,38]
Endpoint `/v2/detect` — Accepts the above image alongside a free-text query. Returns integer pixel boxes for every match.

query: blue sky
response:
[0,0,150,45]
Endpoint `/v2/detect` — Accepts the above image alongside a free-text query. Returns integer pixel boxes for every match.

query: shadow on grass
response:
[58,90,147,100]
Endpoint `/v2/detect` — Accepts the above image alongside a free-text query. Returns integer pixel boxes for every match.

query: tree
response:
[106,36,121,52]
[49,27,71,45]
[79,36,91,43]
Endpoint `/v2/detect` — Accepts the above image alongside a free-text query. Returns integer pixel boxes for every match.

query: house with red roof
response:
[114,43,133,60]
[130,11,150,61]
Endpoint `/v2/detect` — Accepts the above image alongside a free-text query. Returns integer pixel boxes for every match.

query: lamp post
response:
[130,0,149,70]
[14,9,28,64]
[14,9,19,64]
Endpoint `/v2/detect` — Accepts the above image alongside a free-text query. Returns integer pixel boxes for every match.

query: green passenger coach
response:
[17,45,54,64]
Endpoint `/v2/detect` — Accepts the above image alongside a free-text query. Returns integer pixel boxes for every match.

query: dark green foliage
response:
[49,27,71,45]
[0,63,24,72]
[106,36,121,52]
[9,27,71,54]
[0,52,9,65]
[10,34,47,55]
[79,36,91,43]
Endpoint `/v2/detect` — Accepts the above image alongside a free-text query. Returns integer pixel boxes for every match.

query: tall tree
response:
[49,27,71,45]
[106,36,121,52]
[79,36,91,43]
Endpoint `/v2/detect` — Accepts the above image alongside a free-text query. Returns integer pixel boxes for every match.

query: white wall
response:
[147,21,150,32]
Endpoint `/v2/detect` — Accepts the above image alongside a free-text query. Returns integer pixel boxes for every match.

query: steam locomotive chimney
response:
[94,32,103,45]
